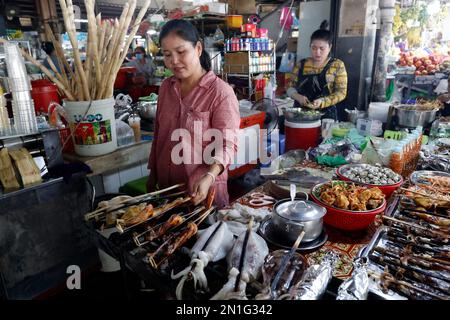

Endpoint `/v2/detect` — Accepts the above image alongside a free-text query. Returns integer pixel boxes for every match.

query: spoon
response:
[290,183,296,202]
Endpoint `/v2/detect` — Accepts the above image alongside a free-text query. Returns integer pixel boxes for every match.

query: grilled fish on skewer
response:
[148,222,199,269]
[117,197,191,232]
[116,203,154,227]
[210,219,269,300]
[171,221,234,300]
[143,214,185,244]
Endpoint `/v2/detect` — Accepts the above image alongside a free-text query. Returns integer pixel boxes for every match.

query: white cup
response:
[321,118,335,139]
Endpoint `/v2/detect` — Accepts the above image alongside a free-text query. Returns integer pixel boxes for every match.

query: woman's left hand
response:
[191,174,215,205]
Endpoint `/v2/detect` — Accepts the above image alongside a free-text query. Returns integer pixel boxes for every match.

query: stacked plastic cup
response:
[4,42,37,134]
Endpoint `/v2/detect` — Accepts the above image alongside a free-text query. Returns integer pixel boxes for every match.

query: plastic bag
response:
[116,120,135,146]
[279,52,296,73]
[361,137,397,166]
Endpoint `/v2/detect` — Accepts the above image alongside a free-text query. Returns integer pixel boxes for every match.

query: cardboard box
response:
[224,52,249,73]
[228,0,256,14]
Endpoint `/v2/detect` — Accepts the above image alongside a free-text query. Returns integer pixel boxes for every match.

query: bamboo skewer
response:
[84,183,185,221]
[59,0,90,100]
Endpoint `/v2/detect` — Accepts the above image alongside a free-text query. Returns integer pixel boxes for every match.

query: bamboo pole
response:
[59,0,90,100]
[104,0,138,98]
[44,24,76,90]
[108,0,152,98]
[45,56,69,89]
[85,0,101,98]
[98,3,130,99]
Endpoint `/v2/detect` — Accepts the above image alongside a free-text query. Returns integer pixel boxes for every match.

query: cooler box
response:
[285,120,321,151]
[229,109,266,178]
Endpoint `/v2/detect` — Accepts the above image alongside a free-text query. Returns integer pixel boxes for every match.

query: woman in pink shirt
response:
[147,19,240,208]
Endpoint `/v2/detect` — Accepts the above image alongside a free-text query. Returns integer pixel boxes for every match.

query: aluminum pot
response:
[138,101,157,120]
[394,105,438,128]
[345,109,367,124]
[272,194,326,243]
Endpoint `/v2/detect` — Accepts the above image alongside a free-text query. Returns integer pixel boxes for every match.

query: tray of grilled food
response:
[360,172,450,300]
[84,184,217,273]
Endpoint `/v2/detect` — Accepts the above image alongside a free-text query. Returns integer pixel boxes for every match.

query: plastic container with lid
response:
[31,79,61,114]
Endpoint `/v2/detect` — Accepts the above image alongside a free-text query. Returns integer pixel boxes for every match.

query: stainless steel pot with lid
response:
[272,192,326,243]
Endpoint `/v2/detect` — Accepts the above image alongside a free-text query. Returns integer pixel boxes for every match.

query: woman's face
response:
[310,39,331,64]
[161,33,202,79]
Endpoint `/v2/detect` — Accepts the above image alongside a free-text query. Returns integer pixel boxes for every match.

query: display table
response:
[86,172,389,299]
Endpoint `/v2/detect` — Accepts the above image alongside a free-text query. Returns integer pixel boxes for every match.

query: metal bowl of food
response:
[394,104,439,128]
[283,108,323,122]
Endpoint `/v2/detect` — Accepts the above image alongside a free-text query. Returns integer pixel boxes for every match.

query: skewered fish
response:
[171,221,235,299]
[147,222,198,268]
[210,220,269,300]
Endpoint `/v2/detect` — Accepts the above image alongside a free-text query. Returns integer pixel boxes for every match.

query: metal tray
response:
[410,170,450,185]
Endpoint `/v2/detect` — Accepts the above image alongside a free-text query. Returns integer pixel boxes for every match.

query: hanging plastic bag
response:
[279,52,296,73]
[279,7,294,31]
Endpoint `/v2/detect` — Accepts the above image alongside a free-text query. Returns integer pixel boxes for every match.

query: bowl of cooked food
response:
[310,180,386,231]
[336,164,403,198]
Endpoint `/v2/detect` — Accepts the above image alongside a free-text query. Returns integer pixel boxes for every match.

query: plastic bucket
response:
[64,97,117,156]
[31,79,61,114]
[96,228,121,272]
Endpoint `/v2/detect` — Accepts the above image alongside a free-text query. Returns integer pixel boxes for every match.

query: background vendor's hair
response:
[159,19,211,72]
[42,41,55,55]
[134,46,147,57]
[310,20,333,46]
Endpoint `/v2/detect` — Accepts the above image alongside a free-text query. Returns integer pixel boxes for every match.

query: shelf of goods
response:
[224,49,276,100]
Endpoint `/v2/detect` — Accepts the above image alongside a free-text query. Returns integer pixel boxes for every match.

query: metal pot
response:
[272,194,326,243]
[394,105,438,128]
[345,109,367,124]
[138,101,157,120]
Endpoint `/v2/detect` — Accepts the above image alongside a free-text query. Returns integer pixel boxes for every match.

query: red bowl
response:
[310,181,387,231]
[336,165,403,198]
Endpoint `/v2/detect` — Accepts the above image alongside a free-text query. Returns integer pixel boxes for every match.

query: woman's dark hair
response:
[159,19,211,72]
[134,46,147,57]
[42,41,55,55]
[310,20,333,46]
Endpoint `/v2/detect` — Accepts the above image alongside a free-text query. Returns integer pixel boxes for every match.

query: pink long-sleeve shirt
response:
[147,71,240,208]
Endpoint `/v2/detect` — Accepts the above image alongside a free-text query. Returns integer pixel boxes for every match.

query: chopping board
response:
[0,148,20,190]
[9,148,42,186]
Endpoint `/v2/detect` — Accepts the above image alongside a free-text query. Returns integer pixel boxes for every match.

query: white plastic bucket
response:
[96,228,121,272]
[64,97,117,156]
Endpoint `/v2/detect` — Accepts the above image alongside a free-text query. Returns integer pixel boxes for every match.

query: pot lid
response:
[275,200,326,221]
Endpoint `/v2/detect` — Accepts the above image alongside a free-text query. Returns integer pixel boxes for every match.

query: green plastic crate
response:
[119,176,148,196]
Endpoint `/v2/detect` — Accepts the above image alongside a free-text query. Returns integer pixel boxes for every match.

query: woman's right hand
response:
[292,93,310,106]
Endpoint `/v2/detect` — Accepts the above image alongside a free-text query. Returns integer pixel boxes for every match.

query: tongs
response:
[270,230,306,299]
